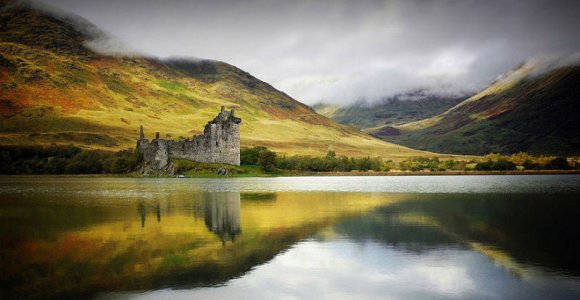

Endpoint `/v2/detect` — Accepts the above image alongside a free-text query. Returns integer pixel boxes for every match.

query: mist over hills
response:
[2,0,578,158]
[313,92,466,131]
[376,61,580,155]
[314,55,580,156]
[0,0,437,159]
[32,0,580,107]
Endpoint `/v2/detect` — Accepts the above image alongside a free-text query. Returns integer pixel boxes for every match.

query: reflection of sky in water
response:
[109,240,580,300]
[3,176,580,299]
[2,175,580,196]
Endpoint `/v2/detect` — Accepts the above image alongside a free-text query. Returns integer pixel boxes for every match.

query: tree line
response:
[0,145,142,174]
[0,145,576,175]
[241,146,386,172]
[242,147,578,172]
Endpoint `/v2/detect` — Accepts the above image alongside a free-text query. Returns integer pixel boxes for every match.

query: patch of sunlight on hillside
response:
[0,42,445,160]
[397,114,445,131]
[396,63,538,133]
[313,104,342,118]
[453,63,535,108]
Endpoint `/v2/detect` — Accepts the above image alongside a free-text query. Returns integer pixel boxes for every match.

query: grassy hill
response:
[381,63,580,155]
[0,0,442,160]
[313,93,463,130]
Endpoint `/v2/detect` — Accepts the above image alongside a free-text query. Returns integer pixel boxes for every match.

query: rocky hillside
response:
[382,62,580,155]
[0,0,438,160]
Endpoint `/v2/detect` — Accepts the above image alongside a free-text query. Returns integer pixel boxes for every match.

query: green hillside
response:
[0,0,444,160]
[313,94,463,130]
[382,63,580,155]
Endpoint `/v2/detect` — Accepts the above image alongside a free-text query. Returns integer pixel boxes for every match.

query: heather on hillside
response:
[0,1,433,160]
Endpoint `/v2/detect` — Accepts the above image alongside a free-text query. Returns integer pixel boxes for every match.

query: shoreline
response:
[299,169,580,176]
[1,169,579,178]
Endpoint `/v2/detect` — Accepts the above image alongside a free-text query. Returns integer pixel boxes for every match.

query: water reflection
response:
[135,193,242,247]
[0,188,392,299]
[137,202,163,228]
[1,177,580,299]
[331,193,580,279]
[204,193,241,245]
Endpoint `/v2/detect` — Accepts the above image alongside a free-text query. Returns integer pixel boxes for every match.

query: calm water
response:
[1,175,580,299]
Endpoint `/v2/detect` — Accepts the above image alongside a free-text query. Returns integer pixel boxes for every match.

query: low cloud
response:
[38,0,580,105]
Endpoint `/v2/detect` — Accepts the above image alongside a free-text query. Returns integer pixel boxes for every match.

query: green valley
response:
[0,0,441,161]
[383,63,580,155]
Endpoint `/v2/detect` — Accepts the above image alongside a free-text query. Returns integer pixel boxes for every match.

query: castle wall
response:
[137,107,241,169]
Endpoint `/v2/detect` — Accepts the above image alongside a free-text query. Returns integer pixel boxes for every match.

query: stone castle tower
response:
[137,107,241,169]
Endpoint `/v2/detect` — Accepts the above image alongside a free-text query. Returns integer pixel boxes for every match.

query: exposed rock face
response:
[137,107,241,168]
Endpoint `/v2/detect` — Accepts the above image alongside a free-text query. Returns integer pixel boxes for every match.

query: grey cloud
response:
[36,0,580,105]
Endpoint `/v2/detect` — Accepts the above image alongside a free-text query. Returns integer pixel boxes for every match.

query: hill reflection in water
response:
[0,176,580,299]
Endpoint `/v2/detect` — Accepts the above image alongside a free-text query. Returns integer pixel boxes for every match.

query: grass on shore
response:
[171,159,580,178]
[174,160,280,177]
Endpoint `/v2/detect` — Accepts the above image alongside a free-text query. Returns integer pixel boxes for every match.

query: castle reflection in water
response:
[137,192,241,244]
[204,193,242,244]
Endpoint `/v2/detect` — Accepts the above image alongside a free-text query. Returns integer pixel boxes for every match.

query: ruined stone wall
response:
[137,107,241,169]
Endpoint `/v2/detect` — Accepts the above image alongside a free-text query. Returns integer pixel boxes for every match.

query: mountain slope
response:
[382,63,580,155]
[313,93,464,130]
[0,0,439,160]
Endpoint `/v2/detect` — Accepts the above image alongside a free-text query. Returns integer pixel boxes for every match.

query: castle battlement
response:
[137,107,241,169]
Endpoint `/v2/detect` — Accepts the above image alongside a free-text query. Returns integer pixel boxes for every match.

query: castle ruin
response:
[137,107,241,169]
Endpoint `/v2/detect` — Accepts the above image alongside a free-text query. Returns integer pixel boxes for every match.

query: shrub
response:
[0,145,142,174]
[492,158,516,170]
[475,160,493,171]
[240,146,266,165]
[257,148,277,172]
[523,159,540,170]
[545,157,570,170]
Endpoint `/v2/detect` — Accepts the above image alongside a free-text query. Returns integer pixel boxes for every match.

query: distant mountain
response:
[0,0,435,159]
[313,92,464,130]
[381,62,580,155]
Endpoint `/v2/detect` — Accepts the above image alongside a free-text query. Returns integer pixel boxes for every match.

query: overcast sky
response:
[37,0,580,105]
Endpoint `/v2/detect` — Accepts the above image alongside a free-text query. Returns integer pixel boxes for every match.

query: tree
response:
[475,160,493,171]
[44,157,67,174]
[492,158,516,170]
[523,159,540,170]
[441,159,457,170]
[241,146,266,165]
[545,157,570,170]
[257,148,277,172]
[326,146,336,159]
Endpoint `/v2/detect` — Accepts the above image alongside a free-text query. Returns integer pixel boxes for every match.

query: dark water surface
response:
[1,175,580,299]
